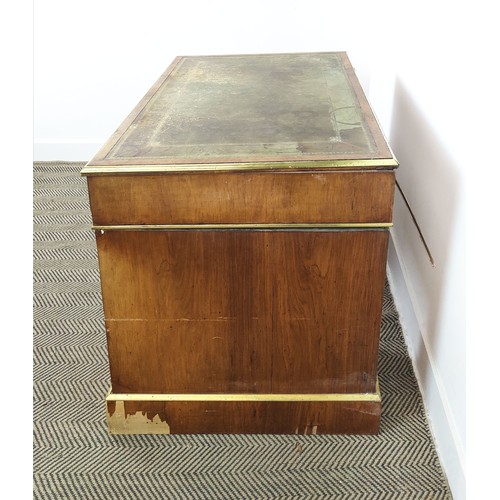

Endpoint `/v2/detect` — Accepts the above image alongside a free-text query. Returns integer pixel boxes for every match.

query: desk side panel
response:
[96,229,388,395]
[87,171,395,225]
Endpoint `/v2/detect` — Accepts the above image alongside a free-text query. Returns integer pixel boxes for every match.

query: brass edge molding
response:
[81,158,399,175]
[106,391,381,403]
[92,223,393,231]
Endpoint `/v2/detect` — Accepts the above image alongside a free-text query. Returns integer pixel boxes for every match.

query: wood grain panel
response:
[87,171,395,225]
[106,398,381,435]
[96,230,388,395]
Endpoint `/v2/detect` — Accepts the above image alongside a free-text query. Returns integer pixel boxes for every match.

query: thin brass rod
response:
[395,180,435,267]
[93,223,392,231]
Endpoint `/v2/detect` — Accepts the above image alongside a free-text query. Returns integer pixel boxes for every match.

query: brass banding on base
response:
[107,389,381,403]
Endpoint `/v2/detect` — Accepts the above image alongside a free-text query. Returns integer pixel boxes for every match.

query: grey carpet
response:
[33,161,452,499]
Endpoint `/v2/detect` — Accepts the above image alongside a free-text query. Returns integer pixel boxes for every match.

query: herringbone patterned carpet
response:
[33,162,452,499]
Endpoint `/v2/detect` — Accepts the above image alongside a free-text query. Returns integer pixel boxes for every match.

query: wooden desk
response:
[82,52,398,434]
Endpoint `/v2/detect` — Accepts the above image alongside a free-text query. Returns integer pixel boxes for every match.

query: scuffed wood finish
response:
[97,230,388,395]
[106,398,381,435]
[87,170,395,226]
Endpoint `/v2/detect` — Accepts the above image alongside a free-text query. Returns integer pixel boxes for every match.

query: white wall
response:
[366,5,468,498]
[34,0,381,160]
[34,1,484,497]
[367,4,496,498]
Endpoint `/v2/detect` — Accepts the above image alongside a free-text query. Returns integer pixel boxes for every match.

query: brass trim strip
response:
[81,158,398,175]
[396,180,435,267]
[93,223,392,231]
[106,389,381,403]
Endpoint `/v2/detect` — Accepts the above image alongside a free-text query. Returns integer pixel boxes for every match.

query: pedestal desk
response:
[82,52,398,435]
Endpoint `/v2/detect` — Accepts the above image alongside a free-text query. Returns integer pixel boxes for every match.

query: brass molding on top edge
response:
[81,158,399,176]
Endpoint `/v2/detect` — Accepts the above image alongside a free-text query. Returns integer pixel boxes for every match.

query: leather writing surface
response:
[104,53,390,165]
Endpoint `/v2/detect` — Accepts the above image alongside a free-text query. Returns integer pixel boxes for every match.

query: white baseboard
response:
[386,234,465,500]
[33,142,102,162]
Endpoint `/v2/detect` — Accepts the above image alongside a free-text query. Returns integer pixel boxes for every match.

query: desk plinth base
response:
[105,389,381,435]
